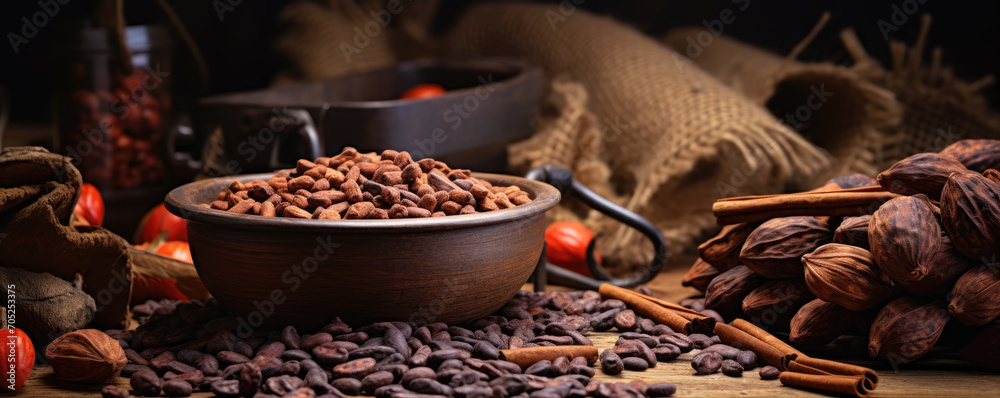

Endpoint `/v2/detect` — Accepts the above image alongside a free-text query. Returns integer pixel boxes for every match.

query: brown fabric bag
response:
[0,147,132,328]
[272,0,439,85]
[444,3,832,271]
[840,16,1000,169]
[663,15,1000,174]
[663,27,902,181]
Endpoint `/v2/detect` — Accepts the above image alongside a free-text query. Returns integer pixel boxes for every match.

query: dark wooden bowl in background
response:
[164,173,559,330]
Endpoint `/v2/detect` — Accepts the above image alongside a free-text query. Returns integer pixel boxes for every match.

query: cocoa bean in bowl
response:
[164,149,560,329]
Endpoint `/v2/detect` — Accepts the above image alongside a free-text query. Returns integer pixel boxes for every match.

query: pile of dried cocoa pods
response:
[209,147,532,220]
[684,139,1000,367]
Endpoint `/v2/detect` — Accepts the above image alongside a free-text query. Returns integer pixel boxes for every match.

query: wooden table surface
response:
[12,258,1000,397]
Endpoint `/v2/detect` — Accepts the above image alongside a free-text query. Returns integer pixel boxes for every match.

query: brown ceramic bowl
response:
[164,173,559,330]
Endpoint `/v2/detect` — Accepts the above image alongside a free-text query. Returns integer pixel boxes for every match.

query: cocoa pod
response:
[877,153,968,200]
[802,244,893,311]
[868,297,949,363]
[939,139,1000,173]
[789,299,859,346]
[985,169,1000,185]
[681,258,719,294]
[705,265,765,315]
[940,171,1000,261]
[741,279,814,331]
[739,216,832,279]
[833,215,871,249]
[958,320,1000,370]
[698,222,757,271]
[870,195,971,296]
[948,263,1000,326]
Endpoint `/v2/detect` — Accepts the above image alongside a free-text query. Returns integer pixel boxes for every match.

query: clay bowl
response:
[164,173,559,330]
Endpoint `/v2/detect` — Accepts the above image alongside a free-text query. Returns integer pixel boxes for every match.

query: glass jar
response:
[53,24,172,190]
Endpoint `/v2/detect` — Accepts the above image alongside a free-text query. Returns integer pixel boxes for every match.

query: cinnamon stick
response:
[713,323,792,369]
[638,294,716,333]
[779,372,869,397]
[712,187,899,225]
[786,360,833,375]
[499,346,598,368]
[598,284,693,334]
[794,356,879,390]
[729,319,879,391]
[732,319,804,359]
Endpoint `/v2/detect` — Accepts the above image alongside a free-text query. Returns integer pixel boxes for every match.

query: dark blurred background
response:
[1,0,997,138]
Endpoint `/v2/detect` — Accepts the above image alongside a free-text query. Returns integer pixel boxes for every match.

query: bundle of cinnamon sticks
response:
[598,284,879,397]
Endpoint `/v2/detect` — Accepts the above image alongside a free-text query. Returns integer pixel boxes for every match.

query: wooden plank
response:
[15,259,1000,396]
[18,335,1000,398]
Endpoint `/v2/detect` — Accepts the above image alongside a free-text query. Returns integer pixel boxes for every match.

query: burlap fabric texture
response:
[663,14,1000,175]
[272,0,440,85]
[444,3,832,271]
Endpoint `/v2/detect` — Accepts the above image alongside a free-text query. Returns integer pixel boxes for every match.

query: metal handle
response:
[267,109,322,170]
[527,163,669,290]
[165,118,204,179]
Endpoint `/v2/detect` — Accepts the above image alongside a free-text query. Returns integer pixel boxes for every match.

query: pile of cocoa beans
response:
[209,148,532,220]
[684,139,1000,367]
[100,285,804,398]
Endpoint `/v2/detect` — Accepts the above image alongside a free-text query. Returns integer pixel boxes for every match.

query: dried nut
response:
[833,215,871,249]
[739,216,832,279]
[599,349,624,375]
[870,195,971,296]
[735,350,758,370]
[985,169,1000,185]
[940,171,1000,261]
[868,297,950,363]
[759,365,781,380]
[130,369,162,396]
[691,351,723,374]
[681,258,720,294]
[720,359,744,377]
[697,222,758,271]
[877,153,968,200]
[789,298,859,346]
[46,329,127,383]
[705,265,765,315]
[101,385,129,398]
[741,279,815,331]
[828,173,878,189]
[802,243,893,311]
[940,139,1000,172]
[948,264,1000,326]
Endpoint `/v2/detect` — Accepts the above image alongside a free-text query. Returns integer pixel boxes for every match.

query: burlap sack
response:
[272,0,439,85]
[840,16,1000,169]
[662,27,902,181]
[663,15,1000,174]
[0,147,132,328]
[445,3,832,271]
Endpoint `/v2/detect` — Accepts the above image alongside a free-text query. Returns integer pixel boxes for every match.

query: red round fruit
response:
[1,328,36,391]
[544,221,601,277]
[399,84,446,100]
[156,241,192,264]
[73,183,105,227]
[135,203,188,243]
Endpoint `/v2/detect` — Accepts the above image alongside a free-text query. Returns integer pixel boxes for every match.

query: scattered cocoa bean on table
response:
[109,287,806,397]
